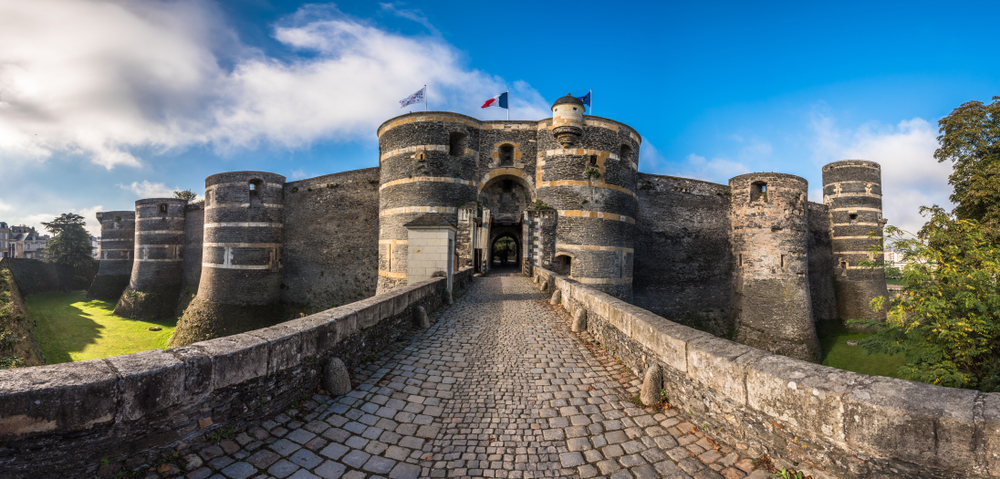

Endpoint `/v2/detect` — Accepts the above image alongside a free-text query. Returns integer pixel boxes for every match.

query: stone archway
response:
[480,174,533,273]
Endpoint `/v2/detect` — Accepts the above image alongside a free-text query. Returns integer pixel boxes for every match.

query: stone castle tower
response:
[87,210,135,301]
[823,160,888,321]
[729,173,821,361]
[114,198,186,320]
[170,172,286,346]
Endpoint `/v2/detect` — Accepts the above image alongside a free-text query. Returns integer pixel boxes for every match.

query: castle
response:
[88,94,887,360]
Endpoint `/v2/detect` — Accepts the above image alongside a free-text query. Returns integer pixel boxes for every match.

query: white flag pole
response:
[506,90,509,121]
[425,84,428,112]
[590,89,593,117]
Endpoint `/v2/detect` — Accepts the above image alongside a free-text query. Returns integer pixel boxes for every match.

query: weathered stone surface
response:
[572,307,587,332]
[844,376,979,471]
[640,364,662,406]
[414,306,429,329]
[322,358,351,396]
[107,349,185,422]
[550,288,561,305]
[0,359,117,439]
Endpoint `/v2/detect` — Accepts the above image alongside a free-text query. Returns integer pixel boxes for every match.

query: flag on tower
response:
[577,91,591,107]
[399,87,426,108]
[481,92,508,109]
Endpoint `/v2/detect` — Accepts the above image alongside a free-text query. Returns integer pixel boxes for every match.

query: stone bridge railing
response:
[0,268,473,479]
[533,268,997,479]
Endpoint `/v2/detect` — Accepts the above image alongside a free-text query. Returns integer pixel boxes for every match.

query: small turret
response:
[551,94,585,147]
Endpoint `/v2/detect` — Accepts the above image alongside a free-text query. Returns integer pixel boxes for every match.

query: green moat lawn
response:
[820,322,904,379]
[28,291,175,364]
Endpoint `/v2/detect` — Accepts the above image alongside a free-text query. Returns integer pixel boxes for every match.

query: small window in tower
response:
[249,179,263,206]
[499,144,514,166]
[781,255,786,268]
[449,132,467,157]
[620,144,632,161]
[502,179,513,193]
[841,261,848,269]
[849,213,858,221]
[751,182,767,202]
[158,203,168,215]
[589,155,597,166]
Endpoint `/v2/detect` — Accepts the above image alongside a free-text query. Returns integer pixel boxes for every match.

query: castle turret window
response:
[620,144,632,162]
[449,132,467,157]
[249,179,263,206]
[499,144,514,166]
[751,182,767,202]
[158,203,168,214]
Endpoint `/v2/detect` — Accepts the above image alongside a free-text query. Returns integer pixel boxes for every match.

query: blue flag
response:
[577,91,591,107]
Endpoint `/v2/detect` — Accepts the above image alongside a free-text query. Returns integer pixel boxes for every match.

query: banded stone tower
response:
[115,198,186,320]
[375,113,480,293]
[87,211,135,301]
[537,95,640,299]
[171,171,286,346]
[729,173,820,362]
[822,160,888,322]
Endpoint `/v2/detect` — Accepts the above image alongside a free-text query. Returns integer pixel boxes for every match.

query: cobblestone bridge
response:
[164,268,763,479]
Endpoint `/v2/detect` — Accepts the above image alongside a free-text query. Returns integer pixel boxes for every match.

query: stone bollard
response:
[550,289,561,305]
[540,280,549,293]
[322,357,352,396]
[414,306,430,329]
[640,364,663,407]
[572,308,588,332]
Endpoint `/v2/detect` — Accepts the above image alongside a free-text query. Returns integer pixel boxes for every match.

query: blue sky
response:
[1,0,998,236]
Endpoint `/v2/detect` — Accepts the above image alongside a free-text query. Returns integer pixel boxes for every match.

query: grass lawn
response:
[28,291,176,364]
[886,278,904,285]
[819,322,904,378]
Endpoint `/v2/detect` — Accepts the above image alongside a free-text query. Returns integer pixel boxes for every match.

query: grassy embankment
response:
[819,321,904,378]
[27,291,175,364]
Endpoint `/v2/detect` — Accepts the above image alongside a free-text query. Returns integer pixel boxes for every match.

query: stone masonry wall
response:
[632,173,734,337]
[535,267,998,479]
[0,269,473,479]
[282,168,381,312]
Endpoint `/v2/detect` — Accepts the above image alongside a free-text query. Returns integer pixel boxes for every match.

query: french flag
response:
[481,92,508,109]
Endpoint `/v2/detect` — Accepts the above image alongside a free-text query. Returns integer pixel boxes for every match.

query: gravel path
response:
[148,268,762,479]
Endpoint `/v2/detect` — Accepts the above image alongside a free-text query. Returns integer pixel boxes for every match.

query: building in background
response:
[8,225,49,259]
[90,236,101,259]
[0,222,10,258]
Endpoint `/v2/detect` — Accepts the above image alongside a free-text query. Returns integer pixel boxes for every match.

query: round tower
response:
[114,198,186,320]
[536,95,640,299]
[87,211,136,301]
[729,173,820,362]
[171,171,286,346]
[822,160,888,323]
[375,112,481,294]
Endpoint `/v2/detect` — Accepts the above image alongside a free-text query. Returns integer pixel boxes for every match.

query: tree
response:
[853,207,1000,391]
[41,213,93,293]
[174,189,198,203]
[935,96,1000,232]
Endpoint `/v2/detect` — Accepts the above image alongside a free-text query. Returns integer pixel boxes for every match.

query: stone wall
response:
[281,168,380,312]
[535,267,998,479]
[0,258,45,367]
[0,268,474,479]
[632,173,733,336]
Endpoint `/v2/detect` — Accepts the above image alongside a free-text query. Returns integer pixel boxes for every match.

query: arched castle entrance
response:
[479,173,533,273]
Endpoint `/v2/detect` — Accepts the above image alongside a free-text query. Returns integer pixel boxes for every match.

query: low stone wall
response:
[0,268,473,479]
[534,267,996,479]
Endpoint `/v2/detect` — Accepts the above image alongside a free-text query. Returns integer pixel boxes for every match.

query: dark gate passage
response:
[491,234,519,267]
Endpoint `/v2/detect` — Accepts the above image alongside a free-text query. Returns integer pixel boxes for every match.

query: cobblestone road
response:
[160,268,763,479]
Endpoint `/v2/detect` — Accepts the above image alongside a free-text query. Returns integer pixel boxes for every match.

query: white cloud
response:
[290,168,307,180]
[118,181,177,199]
[0,1,551,169]
[677,153,749,185]
[0,198,11,212]
[810,114,951,235]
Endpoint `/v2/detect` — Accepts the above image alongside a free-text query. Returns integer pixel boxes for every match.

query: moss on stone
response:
[114,284,182,322]
[170,298,283,347]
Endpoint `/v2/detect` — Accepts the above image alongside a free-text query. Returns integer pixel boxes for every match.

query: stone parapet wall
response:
[534,267,997,479]
[0,268,474,479]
